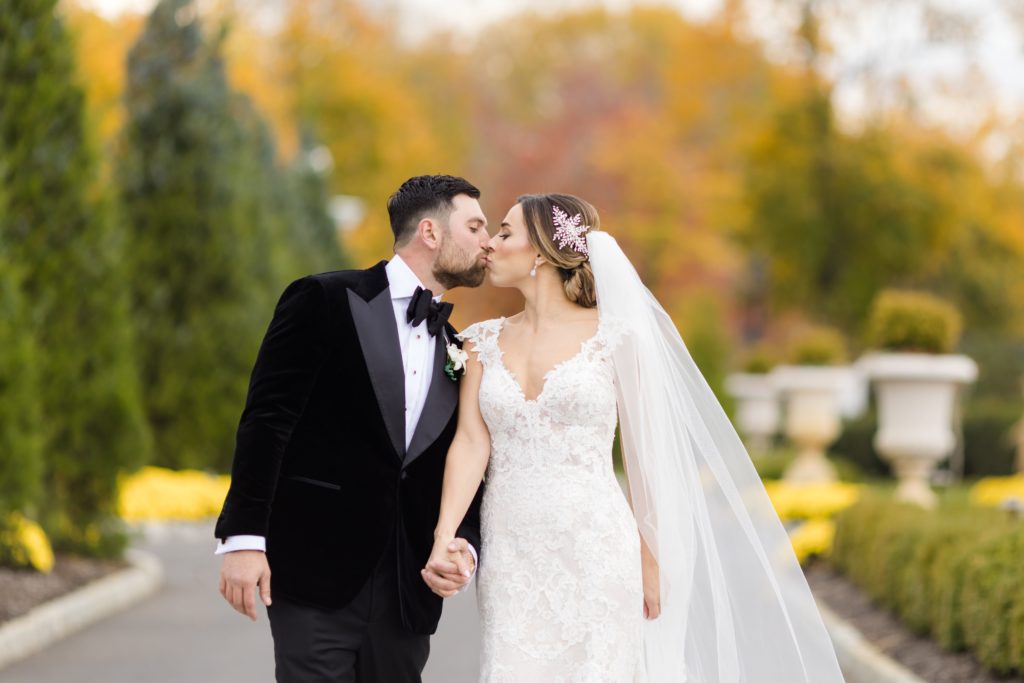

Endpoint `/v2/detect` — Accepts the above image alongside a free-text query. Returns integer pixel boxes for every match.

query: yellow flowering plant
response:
[0,512,55,573]
[763,480,862,521]
[760,480,861,564]
[789,518,836,564]
[118,466,231,522]
[969,474,1024,509]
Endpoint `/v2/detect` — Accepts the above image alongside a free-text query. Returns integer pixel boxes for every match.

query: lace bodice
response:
[456,315,644,682]
[456,315,630,480]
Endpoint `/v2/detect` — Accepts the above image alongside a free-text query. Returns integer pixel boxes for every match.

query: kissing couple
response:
[215,175,846,682]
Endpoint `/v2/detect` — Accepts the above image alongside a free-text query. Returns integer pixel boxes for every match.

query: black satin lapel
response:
[404,332,459,468]
[347,288,405,461]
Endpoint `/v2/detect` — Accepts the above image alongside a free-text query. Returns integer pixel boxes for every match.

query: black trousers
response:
[267,542,430,683]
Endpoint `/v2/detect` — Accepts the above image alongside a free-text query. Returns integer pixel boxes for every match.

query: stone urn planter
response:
[771,325,851,484]
[725,373,780,455]
[859,352,977,507]
[772,365,851,483]
[860,289,976,508]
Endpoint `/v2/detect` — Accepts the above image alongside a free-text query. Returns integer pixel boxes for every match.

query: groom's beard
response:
[433,240,486,289]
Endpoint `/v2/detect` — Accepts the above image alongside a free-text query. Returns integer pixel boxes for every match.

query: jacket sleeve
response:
[215,276,329,539]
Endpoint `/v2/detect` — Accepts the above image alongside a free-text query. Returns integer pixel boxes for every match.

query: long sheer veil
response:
[588,230,845,682]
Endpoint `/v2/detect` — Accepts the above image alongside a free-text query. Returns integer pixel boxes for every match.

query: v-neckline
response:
[493,315,603,404]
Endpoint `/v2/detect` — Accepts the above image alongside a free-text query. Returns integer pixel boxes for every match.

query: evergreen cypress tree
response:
[119,0,286,471]
[0,177,44,539]
[0,0,150,556]
[286,123,349,275]
[233,93,300,290]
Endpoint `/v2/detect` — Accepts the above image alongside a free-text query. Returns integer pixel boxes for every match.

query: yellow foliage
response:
[763,480,862,521]
[760,480,857,565]
[62,2,144,147]
[1,512,55,573]
[969,475,1024,508]
[789,518,835,564]
[118,466,231,522]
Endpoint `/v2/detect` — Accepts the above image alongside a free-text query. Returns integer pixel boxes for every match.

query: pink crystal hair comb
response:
[551,205,590,257]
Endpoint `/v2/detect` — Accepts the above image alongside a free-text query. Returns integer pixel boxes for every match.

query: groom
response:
[215,175,489,682]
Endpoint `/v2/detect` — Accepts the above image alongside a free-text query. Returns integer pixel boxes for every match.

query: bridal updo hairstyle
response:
[517,193,598,309]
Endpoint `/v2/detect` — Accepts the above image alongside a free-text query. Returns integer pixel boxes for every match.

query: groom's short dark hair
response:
[388,175,481,247]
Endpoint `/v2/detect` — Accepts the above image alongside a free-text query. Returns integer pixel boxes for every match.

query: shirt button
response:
[413,370,417,375]
[417,334,421,339]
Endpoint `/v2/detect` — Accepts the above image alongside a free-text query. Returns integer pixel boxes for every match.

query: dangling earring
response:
[530,263,537,277]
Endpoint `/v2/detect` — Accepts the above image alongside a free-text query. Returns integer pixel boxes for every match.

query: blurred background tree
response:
[117,0,340,471]
[0,214,44,537]
[286,122,350,275]
[0,0,151,556]
[117,0,266,472]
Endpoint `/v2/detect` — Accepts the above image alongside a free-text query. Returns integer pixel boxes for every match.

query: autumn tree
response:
[273,0,466,264]
[739,5,1024,337]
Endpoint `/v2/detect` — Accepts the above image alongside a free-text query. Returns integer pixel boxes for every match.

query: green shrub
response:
[831,414,890,476]
[959,526,1024,673]
[751,447,792,480]
[789,325,847,365]
[831,492,1024,674]
[866,289,963,353]
[960,399,1022,477]
[740,345,776,374]
[900,520,975,635]
[751,447,863,482]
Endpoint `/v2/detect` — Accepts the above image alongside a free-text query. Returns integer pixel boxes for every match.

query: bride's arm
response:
[424,344,491,597]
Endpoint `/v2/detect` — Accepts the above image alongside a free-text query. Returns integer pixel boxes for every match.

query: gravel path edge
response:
[0,549,164,671]
[817,597,928,683]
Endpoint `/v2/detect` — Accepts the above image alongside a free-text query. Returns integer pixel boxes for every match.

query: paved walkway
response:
[0,522,481,683]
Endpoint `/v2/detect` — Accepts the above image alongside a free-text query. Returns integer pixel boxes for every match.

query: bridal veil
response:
[588,230,845,682]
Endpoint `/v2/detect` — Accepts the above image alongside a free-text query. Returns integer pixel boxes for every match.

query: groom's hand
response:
[219,550,272,622]
[422,537,475,598]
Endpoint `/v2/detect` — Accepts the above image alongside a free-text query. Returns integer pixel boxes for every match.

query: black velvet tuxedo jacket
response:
[214,260,483,635]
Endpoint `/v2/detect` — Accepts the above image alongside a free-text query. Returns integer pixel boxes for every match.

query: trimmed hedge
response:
[830,491,1024,674]
[865,289,963,354]
[789,325,848,365]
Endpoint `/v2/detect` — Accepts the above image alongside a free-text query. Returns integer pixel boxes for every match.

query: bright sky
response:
[82,0,1024,136]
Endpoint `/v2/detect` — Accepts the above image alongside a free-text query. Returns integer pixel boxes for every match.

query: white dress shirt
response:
[215,256,476,580]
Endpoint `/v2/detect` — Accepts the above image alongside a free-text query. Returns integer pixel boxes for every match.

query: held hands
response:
[219,550,272,622]
[422,536,476,598]
[641,535,661,620]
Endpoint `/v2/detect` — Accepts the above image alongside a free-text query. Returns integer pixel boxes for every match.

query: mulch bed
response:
[806,561,1023,683]
[0,555,128,624]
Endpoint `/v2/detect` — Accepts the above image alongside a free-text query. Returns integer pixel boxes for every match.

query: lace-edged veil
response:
[587,230,845,682]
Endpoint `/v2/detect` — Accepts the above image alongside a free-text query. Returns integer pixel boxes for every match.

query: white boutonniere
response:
[444,340,469,382]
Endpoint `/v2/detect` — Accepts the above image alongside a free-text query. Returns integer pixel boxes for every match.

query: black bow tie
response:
[406,286,453,337]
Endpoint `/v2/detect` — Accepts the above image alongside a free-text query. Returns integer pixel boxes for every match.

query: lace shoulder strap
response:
[454,317,504,367]
[578,314,629,365]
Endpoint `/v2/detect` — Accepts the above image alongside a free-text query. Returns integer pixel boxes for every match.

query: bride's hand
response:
[641,535,661,620]
[422,536,475,598]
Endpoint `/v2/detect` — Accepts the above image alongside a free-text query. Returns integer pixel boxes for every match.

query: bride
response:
[424,193,846,682]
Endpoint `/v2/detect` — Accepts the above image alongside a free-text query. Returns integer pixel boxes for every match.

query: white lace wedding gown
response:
[457,316,645,683]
